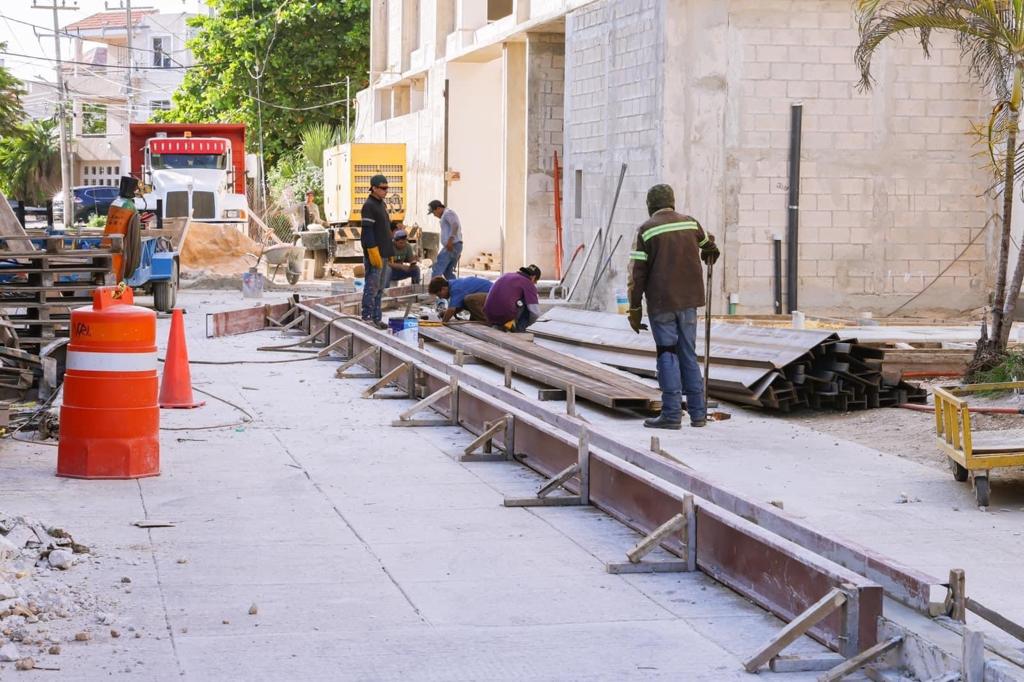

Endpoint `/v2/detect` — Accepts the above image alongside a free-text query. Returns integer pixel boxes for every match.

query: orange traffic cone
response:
[159,309,205,409]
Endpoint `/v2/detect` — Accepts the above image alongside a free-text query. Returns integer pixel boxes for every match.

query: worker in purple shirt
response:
[484,265,542,332]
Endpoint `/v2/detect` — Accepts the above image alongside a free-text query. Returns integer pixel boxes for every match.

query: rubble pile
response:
[0,513,116,671]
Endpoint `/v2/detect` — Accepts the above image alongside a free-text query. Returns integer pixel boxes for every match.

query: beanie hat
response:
[646,184,675,216]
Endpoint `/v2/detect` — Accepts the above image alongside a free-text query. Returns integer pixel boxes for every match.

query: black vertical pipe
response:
[443,78,450,206]
[45,200,53,227]
[773,237,783,314]
[156,198,163,229]
[15,201,25,227]
[786,103,803,314]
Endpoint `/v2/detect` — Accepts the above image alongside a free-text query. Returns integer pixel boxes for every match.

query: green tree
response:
[0,118,60,204]
[157,0,369,168]
[0,43,25,139]
[300,122,340,169]
[855,1,1024,367]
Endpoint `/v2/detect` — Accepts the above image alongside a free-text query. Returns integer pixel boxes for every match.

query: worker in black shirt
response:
[360,174,395,329]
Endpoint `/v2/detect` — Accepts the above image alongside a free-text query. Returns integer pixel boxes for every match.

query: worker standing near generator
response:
[627,184,719,430]
[360,174,395,329]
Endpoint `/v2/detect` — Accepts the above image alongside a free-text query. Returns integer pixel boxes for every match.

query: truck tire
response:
[153,259,178,312]
[313,249,327,279]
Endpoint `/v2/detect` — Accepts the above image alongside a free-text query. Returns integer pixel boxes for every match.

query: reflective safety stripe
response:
[67,351,158,373]
[629,251,648,261]
[642,221,699,242]
[698,236,710,247]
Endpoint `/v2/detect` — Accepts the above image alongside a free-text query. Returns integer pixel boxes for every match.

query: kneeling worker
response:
[389,229,421,284]
[428,275,492,323]
[627,183,719,430]
[484,265,542,333]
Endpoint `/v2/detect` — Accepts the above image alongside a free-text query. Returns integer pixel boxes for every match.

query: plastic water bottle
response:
[354,278,365,293]
[615,288,629,314]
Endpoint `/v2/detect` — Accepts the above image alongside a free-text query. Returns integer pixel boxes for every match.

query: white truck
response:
[129,122,255,231]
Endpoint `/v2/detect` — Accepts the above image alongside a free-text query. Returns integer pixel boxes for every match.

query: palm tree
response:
[300,122,339,169]
[855,0,1024,367]
[0,43,25,139]
[0,118,60,205]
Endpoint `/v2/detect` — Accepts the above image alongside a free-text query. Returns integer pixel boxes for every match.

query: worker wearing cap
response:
[628,184,720,429]
[360,174,395,329]
[303,190,324,228]
[389,229,421,285]
[428,275,491,323]
[428,199,463,280]
[484,265,542,333]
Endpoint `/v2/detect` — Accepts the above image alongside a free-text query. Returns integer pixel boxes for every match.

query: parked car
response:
[52,186,120,223]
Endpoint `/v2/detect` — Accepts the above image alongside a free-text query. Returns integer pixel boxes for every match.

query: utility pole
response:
[106,0,153,122]
[33,0,78,230]
[346,76,350,142]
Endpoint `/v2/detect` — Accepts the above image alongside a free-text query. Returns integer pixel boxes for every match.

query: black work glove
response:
[701,243,720,266]
[628,307,648,334]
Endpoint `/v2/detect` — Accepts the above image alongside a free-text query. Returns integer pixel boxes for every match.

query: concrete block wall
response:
[562,0,664,305]
[727,0,990,313]
[525,32,566,275]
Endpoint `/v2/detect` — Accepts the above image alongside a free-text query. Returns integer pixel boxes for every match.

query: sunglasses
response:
[375,185,389,191]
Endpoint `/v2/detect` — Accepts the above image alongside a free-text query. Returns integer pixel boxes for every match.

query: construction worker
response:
[389,229,421,284]
[484,265,542,333]
[360,174,394,329]
[428,199,463,280]
[628,184,720,429]
[428,275,491,323]
[303,190,324,228]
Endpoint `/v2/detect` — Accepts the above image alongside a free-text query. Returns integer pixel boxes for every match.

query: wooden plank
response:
[742,588,847,672]
[768,654,844,672]
[818,636,902,681]
[966,597,1024,644]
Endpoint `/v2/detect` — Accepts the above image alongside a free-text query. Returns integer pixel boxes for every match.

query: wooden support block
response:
[503,365,513,388]
[335,346,378,379]
[683,494,697,572]
[503,495,585,508]
[390,418,452,428]
[395,384,452,422]
[577,426,590,505]
[317,334,352,358]
[537,462,580,498]
[948,569,966,623]
[767,653,844,673]
[742,587,847,672]
[818,636,902,681]
[605,560,691,575]
[460,416,511,462]
[566,384,576,417]
[362,362,411,399]
[538,388,567,401]
[626,513,687,564]
[961,628,984,682]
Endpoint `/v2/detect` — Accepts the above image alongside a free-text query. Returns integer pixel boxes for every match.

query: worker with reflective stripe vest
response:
[627,183,720,429]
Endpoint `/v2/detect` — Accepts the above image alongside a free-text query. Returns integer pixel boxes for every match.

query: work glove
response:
[628,307,648,334]
[366,246,383,269]
[700,243,720,266]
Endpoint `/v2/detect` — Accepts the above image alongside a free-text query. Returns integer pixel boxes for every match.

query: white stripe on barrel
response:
[66,351,158,373]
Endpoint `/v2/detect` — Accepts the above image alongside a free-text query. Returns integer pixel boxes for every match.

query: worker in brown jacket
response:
[628,184,720,429]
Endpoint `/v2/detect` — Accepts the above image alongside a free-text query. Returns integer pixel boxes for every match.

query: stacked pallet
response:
[467,251,498,271]
[0,234,117,396]
[531,309,927,413]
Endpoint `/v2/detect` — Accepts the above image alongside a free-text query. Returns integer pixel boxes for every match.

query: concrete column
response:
[435,0,456,57]
[370,0,388,75]
[454,0,487,48]
[501,41,527,272]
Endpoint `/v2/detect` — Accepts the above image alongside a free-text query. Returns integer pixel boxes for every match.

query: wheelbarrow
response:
[261,242,305,285]
[933,381,1024,506]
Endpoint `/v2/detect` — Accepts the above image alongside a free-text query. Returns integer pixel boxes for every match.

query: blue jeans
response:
[390,264,421,284]
[432,241,463,280]
[650,308,706,423]
[361,257,391,322]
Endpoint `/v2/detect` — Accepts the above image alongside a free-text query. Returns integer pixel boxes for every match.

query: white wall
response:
[447,58,504,260]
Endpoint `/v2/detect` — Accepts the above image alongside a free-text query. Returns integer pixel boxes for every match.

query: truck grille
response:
[192,191,215,219]
[166,191,188,218]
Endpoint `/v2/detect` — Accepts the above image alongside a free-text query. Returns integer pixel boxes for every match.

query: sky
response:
[0,0,211,83]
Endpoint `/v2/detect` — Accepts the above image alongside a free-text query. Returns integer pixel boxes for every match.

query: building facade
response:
[358,0,993,315]
[62,9,195,188]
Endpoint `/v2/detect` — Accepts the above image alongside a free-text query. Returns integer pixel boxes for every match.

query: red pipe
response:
[900,403,1024,415]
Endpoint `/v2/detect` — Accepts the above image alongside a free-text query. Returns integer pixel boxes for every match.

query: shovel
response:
[703,261,729,421]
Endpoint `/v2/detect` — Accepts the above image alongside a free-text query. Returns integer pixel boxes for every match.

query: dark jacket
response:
[360,194,395,258]
[628,209,714,315]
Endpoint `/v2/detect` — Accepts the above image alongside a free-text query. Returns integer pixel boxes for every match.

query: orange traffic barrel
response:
[57,286,159,479]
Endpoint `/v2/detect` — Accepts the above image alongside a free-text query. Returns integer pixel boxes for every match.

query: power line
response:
[0,49,222,70]
[0,12,192,57]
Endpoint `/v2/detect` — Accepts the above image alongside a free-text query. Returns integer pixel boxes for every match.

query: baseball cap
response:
[370,174,388,188]
[427,199,444,214]
[392,229,408,240]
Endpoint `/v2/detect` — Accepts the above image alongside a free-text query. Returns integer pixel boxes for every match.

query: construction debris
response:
[532,308,928,412]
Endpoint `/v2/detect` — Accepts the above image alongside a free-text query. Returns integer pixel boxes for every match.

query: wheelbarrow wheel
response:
[949,457,969,482]
[153,259,178,313]
[286,270,300,285]
[974,475,990,507]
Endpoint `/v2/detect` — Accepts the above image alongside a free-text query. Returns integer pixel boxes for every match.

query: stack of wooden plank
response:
[530,308,927,413]
[419,322,662,410]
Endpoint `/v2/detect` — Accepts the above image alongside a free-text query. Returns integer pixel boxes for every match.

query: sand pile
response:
[180,222,262,276]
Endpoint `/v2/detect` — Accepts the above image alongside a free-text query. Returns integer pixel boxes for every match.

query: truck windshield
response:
[151,154,227,170]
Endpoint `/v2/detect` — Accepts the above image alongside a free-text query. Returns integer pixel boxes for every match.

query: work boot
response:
[690,419,707,428]
[372,320,388,330]
[643,414,682,430]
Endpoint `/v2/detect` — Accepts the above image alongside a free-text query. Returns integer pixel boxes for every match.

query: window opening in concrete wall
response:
[152,36,171,68]
[574,169,582,219]
[393,85,411,117]
[436,0,455,57]
[410,77,426,113]
[487,0,513,21]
